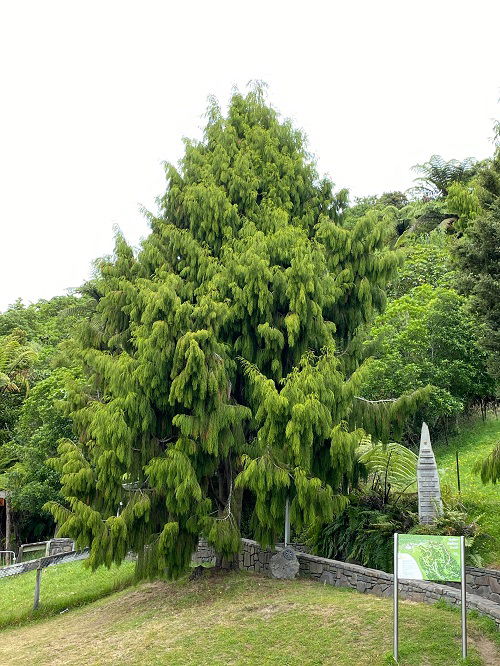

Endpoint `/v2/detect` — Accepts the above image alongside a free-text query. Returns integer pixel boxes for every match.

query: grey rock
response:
[270,547,300,580]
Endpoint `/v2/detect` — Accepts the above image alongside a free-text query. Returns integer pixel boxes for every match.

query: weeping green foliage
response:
[475,443,500,484]
[446,181,480,229]
[350,387,432,443]
[46,85,421,579]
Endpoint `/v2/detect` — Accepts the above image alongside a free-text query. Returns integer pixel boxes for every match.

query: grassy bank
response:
[0,559,135,629]
[0,571,498,665]
[434,415,500,566]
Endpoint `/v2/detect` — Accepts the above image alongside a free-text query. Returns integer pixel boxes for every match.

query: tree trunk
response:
[214,458,242,571]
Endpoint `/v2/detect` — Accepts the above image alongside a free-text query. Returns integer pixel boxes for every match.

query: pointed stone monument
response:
[417,422,443,524]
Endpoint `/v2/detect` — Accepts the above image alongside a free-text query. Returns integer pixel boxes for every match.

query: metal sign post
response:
[393,532,399,663]
[393,533,467,663]
[461,536,467,660]
[284,497,290,547]
[33,564,42,610]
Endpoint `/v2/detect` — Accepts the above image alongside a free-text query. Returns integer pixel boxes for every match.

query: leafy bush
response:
[409,505,487,567]
[361,284,495,442]
[310,491,417,572]
[311,490,487,571]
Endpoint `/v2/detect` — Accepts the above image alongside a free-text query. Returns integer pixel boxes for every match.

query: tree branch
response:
[354,396,397,404]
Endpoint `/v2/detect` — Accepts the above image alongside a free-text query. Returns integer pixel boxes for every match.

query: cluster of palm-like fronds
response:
[410,155,477,199]
[0,333,37,393]
[357,438,418,502]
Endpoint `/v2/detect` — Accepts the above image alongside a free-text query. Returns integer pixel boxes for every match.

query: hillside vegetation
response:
[435,415,500,566]
[0,571,498,666]
[1,88,498,583]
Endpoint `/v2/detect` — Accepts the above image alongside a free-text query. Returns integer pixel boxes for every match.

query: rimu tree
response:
[46,87,423,578]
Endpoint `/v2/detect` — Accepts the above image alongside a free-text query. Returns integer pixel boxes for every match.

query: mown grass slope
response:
[0,559,135,629]
[434,415,500,565]
[0,570,498,666]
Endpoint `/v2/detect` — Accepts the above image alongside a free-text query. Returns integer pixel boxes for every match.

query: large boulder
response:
[270,547,300,579]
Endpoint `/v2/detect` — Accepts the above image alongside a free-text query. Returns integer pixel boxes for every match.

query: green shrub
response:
[310,491,417,572]
[409,505,487,567]
[310,491,487,571]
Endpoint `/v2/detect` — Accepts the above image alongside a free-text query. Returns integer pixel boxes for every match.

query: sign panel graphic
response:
[397,534,462,582]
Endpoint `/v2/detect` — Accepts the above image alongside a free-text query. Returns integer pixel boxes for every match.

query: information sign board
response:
[393,533,466,662]
[397,534,462,582]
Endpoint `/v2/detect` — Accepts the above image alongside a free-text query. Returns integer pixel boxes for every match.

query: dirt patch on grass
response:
[255,602,298,618]
[469,631,500,666]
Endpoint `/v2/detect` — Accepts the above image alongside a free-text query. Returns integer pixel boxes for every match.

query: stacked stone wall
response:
[236,539,500,629]
[466,567,500,602]
[191,539,216,564]
[444,566,500,604]
[47,538,74,557]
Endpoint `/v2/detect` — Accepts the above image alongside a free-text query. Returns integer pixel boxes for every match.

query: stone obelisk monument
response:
[417,422,442,524]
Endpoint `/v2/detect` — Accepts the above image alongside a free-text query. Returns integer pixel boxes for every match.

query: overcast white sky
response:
[1,1,499,312]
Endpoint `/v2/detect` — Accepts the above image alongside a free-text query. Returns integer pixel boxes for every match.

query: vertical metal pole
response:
[461,536,467,660]
[284,497,290,547]
[5,493,11,557]
[393,532,399,663]
[33,565,42,610]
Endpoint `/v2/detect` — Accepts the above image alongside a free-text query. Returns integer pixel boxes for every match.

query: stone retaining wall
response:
[464,566,500,603]
[236,539,500,604]
[237,539,500,630]
[192,539,216,564]
[47,538,74,557]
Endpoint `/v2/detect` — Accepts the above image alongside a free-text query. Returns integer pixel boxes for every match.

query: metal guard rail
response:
[0,548,89,580]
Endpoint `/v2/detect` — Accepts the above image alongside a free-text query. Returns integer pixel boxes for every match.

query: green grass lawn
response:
[0,571,497,666]
[0,559,135,629]
[434,414,500,566]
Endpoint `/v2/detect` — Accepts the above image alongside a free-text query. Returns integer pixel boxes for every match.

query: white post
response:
[5,494,11,559]
[284,497,290,547]
[393,532,399,663]
[33,565,42,610]
[461,536,467,660]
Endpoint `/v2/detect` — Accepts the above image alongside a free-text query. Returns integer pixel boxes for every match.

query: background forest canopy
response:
[1,86,498,574]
